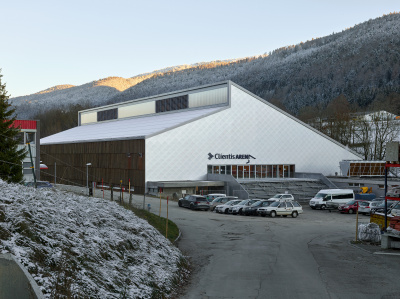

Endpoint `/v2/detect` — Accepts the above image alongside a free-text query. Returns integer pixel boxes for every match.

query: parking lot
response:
[146,197,400,299]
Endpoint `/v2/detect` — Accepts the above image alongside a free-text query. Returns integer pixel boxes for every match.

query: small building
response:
[40,81,361,196]
[12,120,40,182]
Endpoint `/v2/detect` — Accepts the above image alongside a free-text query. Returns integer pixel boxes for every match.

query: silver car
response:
[215,200,242,214]
[210,196,238,211]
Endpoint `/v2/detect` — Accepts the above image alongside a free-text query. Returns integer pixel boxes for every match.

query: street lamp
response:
[86,163,91,195]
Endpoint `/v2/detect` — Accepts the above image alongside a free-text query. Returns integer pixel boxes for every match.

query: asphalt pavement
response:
[145,197,400,299]
[53,185,400,299]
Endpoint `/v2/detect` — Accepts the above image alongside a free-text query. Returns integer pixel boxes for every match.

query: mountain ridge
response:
[11,13,400,136]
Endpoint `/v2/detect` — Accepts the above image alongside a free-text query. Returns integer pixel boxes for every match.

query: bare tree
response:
[351,110,400,160]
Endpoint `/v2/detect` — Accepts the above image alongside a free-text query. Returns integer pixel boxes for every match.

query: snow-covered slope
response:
[0,180,183,298]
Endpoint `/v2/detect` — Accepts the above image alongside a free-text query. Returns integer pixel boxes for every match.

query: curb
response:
[0,253,45,299]
[174,228,182,244]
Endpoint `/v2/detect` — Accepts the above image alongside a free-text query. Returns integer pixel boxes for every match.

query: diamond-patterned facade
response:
[145,84,361,182]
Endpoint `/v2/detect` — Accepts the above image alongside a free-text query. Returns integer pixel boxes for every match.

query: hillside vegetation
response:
[10,13,400,138]
[0,180,185,298]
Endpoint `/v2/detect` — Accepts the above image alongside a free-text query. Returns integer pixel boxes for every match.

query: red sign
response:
[11,120,37,130]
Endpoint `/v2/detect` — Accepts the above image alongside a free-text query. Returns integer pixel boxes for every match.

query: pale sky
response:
[1,0,399,97]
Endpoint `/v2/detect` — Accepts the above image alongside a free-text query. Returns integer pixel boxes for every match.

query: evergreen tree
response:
[0,70,26,183]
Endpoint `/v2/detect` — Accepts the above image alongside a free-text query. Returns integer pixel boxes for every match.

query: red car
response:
[338,200,366,214]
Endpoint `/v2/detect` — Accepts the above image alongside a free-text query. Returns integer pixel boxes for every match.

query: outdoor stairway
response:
[239,179,329,203]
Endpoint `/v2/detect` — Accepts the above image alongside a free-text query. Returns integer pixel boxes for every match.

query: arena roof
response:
[41,106,224,145]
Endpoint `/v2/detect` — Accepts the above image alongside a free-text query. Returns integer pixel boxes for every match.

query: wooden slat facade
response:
[40,139,145,194]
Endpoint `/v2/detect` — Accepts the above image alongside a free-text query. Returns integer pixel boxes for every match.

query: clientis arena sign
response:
[208,153,256,163]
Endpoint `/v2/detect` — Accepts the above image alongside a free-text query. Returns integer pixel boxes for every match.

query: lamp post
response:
[86,163,91,195]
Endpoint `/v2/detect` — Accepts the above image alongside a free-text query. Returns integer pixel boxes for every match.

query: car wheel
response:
[321,205,326,210]
[178,201,182,207]
[190,204,194,210]
[239,209,243,215]
[348,209,354,214]
[292,211,298,218]
[270,211,277,218]
[224,208,229,214]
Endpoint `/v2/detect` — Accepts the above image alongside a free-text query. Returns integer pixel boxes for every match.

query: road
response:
[144,197,400,299]
[53,186,400,299]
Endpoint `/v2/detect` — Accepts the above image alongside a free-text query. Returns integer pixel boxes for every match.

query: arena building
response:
[40,81,361,197]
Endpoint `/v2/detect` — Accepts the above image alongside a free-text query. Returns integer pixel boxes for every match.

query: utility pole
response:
[27,143,36,188]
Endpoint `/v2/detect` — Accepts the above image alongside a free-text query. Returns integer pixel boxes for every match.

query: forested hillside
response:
[10,13,400,138]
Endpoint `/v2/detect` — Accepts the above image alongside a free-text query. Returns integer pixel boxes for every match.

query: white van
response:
[309,189,354,210]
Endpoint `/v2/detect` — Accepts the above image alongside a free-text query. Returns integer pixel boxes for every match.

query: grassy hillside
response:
[0,180,187,298]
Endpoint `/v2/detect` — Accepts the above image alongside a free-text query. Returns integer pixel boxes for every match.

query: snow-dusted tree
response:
[351,117,373,160]
[0,70,26,183]
[352,111,400,160]
[370,111,400,160]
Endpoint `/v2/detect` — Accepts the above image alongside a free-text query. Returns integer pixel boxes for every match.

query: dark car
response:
[25,181,53,189]
[370,200,397,214]
[179,195,210,211]
[243,200,273,216]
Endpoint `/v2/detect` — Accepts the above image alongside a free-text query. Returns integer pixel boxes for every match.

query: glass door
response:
[238,166,243,179]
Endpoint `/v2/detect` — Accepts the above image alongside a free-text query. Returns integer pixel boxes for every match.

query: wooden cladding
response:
[348,162,385,177]
[40,139,145,194]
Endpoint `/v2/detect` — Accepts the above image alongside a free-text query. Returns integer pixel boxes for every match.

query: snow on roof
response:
[41,106,222,145]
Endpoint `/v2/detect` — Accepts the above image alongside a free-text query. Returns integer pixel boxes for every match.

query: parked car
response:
[210,196,238,211]
[179,195,210,211]
[230,199,259,215]
[243,200,275,216]
[258,201,303,218]
[371,200,397,214]
[269,194,294,201]
[204,193,226,203]
[215,200,242,214]
[357,201,383,215]
[178,194,191,207]
[25,181,53,189]
[338,200,367,214]
[390,201,400,216]
[357,201,372,215]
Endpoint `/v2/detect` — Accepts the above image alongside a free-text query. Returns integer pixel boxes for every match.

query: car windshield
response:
[237,200,248,205]
[212,197,224,203]
[359,201,370,206]
[346,200,356,205]
[377,201,394,208]
[251,201,264,207]
[261,201,273,207]
[392,202,400,208]
[270,201,280,207]
[315,193,327,199]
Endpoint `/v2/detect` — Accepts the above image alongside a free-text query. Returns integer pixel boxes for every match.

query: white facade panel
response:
[189,87,228,108]
[145,85,361,182]
[80,112,97,125]
[118,101,155,119]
